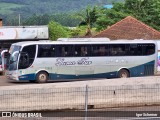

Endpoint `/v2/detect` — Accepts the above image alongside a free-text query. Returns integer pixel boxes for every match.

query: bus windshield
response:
[8,45,21,71]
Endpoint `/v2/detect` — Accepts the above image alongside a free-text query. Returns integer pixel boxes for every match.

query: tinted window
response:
[125,44,155,56]
[126,44,139,56]
[56,45,74,57]
[74,45,91,57]
[37,45,56,57]
[18,45,36,69]
[109,44,126,56]
[142,44,155,55]
[36,43,155,58]
[91,45,108,56]
[137,44,143,55]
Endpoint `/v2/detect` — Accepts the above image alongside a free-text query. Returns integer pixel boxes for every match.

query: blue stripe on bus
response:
[129,60,155,77]
[18,60,155,81]
[19,74,36,81]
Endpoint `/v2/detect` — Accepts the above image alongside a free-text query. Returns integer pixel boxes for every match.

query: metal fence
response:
[1,84,160,119]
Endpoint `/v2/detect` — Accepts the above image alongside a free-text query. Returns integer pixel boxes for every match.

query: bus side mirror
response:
[10,51,19,62]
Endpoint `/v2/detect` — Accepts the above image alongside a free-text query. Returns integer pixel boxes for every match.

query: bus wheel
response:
[36,72,48,83]
[118,69,129,78]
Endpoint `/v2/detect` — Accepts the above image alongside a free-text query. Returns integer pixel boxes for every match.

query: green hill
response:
[0,0,123,16]
[0,2,24,14]
[0,0,124,26]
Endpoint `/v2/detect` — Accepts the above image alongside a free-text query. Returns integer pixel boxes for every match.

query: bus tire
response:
[118,69,129,78]
[36,71,48,83]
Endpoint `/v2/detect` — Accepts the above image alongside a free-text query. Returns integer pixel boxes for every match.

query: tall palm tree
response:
[77,6,98,36]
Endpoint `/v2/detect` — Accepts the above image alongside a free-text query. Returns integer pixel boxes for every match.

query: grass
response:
[0,2,24,14]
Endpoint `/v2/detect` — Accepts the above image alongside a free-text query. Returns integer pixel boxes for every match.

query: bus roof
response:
[11,39,157,47]
[57,38,110,42]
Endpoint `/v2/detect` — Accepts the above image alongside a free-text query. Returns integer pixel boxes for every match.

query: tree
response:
[77,6,98,36]
[69,26,88,37]
[125,0,146,17]
[95,0,160,31]
[125,0,160,30]
[95,3,129,31]
[48,21,70,40]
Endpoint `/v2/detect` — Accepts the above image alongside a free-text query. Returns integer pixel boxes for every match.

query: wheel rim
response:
[121,72,127,78]
[39,74,47,81]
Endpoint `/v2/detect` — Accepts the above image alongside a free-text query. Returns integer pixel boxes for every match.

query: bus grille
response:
[144,64,154,76]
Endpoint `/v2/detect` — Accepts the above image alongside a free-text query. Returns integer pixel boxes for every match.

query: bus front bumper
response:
[6,72,19,81]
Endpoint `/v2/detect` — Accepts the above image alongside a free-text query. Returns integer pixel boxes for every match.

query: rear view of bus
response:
[5,39,158,83]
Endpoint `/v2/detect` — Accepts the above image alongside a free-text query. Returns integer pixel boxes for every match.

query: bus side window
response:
[109,44,117,56]
[41,51,48,57]
[80,47,87,56]
[56,45,73,57]
[137,44,143,55]
[74,45,90,57]
[143,44,155,55]
[50,46,56,57]
[117,45,126,56]
[128,44,137,56]
[91,45,108,56]
[147,49,154,55]
[74,45,80,56]
[61,47,67,57]
[82,46,90,56]
[19,45,36,69]
[37,45,52,57]
[65,45,74,57]
[56,46,64,57]
[99,47,105,56]
[91,46,98,56]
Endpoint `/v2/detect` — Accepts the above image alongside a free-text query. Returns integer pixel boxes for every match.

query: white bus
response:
[6,38,157,83]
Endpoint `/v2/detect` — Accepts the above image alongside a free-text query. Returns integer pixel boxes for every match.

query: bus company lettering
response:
[55,58,76,66]
[77,58,92,65]
[55,58,92,66]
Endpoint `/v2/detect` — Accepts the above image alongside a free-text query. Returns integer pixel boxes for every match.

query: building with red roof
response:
[94,16,160,40]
